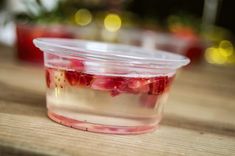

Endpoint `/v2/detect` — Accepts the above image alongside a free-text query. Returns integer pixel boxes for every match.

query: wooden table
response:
[0,45,235,156]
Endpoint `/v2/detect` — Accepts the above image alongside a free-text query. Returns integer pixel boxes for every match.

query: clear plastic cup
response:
[34,38,189,134]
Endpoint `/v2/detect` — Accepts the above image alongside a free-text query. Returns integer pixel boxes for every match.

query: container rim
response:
[33,38,190,69]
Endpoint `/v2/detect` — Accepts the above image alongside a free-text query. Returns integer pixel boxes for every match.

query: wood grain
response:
[1,113,235,156]
[0,45,235,156]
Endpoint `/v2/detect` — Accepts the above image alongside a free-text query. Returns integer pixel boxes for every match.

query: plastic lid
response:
[34,38,189,67]
[34,38,190,77]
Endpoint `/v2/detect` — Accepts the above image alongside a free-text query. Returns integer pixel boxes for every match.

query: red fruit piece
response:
[45,69,51,88]
[91,76,119,91]
[70,59,84,71]
[111,89,120,96]
[127,78,151,93]
[53,70,66,89]
[65,71,93,86]
[91,76,125,96]
[65,71,80,85]
[79,73,93,86]
[149,76,168,95]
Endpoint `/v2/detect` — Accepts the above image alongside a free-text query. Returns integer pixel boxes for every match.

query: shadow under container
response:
[34,38,189,134]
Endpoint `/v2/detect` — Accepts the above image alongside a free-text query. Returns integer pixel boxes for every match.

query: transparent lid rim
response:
[33,38,190,69]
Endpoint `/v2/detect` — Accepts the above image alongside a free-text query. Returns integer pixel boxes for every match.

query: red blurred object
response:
[172,28,205,63]
[152,31,205,63]
[15,23,74,63]
[118,29,206,63]
[184,43,204,63]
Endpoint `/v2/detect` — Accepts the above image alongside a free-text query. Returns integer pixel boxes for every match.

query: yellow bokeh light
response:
[104,14,122,32]
[205,47,227,64]
[205,40,235,65]
[219,40,233,57]
[75,9,92,26]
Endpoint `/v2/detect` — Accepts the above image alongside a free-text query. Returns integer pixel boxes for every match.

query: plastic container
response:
[34,38,190,134]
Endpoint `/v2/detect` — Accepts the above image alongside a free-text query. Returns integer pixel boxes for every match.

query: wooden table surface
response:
[0,45,235,156]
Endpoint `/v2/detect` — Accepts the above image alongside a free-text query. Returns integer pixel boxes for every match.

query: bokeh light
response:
[219,40,233,57]
[205,40,235,65]
[104,14,122,32]
[74,9,92,26]
[205,47,227,64]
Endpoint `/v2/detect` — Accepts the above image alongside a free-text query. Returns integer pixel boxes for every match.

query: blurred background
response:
[0,0,235,65]
[0,1,235,151]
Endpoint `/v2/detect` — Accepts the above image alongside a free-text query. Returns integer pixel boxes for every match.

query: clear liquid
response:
[45,67,172,134]
[47,86,169,134]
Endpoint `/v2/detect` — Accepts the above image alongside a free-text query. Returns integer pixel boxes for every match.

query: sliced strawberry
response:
[91,76,153,95]
[45,68,51,88]
[79,73,93,86]
[53,70,66,89]
[65,71,80,86]
[127,78,151,93]
[117,80,132,93]
[91,78,112,91]
[148,76,168,95]
[65,70,93,86]
[91,76,125,96]
[134,84,150,93]
[92,77,117,91]
[110,89,120,96]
